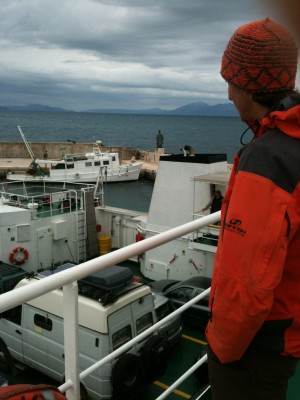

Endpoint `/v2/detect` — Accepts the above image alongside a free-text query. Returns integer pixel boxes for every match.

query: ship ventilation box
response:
[51,220,67,240]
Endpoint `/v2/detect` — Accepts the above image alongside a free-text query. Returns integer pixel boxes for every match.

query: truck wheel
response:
[0,341,12,373]
[80,384,89,400]
[140,335,167,381]
[112,353,142,399]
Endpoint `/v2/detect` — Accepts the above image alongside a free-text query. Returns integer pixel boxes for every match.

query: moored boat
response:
[6,127,143,183]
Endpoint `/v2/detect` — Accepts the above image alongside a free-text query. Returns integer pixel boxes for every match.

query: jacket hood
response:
[259,94,300,140]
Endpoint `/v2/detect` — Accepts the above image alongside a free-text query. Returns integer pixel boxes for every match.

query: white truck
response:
[0,264,182,400]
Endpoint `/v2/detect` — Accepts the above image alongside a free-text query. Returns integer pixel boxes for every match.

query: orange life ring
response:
[9,247,29,266]
[135,232,144,242]
[0,384,67,400]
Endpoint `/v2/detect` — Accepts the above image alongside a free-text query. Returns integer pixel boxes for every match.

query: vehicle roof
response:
[150,276,211,293]
[179,277,211,287]
[167,277,211,291]
[152,291,169,309]
[16,277,152,334]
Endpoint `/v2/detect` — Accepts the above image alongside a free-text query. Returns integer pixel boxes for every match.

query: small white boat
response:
[6,127,143,183]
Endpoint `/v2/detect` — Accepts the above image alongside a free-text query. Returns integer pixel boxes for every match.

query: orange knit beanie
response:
[221,18,298,93]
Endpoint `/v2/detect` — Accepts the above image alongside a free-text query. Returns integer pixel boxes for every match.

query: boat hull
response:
[6,162,143,183]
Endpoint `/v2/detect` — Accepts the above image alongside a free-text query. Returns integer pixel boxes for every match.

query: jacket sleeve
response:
[206,166,291,364]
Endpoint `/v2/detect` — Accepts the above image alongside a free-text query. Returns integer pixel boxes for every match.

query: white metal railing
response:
[0,181,102,218]
[0,210,220,400]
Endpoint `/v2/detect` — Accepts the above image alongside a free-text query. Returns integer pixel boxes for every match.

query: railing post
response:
[63,282,80,400]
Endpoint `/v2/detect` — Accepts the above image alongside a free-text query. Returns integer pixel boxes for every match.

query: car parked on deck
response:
[152,291,183,347]
[149,276,211,328]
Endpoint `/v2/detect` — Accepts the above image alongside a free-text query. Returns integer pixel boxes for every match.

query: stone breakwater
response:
[0,142,161,181]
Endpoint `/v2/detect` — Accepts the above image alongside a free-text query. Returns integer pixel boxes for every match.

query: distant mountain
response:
[168,101,238,117]
[168,101,210,115]
[4,104,69,113]
[3,101,238,117]
[86,101,238,117]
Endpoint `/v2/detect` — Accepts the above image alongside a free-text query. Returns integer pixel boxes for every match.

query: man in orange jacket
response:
[205,18,300,400]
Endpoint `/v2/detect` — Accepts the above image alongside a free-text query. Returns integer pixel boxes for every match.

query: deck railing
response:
[0,181,103,218]
[0,210,221,400]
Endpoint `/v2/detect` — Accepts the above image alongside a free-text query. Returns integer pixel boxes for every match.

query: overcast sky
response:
[1,0,297,111]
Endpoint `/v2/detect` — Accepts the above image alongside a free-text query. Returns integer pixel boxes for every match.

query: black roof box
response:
[40,263,135,304]
[79,265,134,292]
[41,262,77,276]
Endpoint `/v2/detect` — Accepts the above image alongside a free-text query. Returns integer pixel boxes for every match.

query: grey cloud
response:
[0,0,283,111]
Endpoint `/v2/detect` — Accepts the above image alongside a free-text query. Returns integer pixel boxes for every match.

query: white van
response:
[0,264,181,400]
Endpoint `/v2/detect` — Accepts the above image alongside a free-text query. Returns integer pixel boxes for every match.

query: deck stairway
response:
[84,190,99,260]
[76,210,86,262]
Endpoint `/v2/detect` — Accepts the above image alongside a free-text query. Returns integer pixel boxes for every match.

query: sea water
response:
[0,110,249,212]
[0,110,248,160]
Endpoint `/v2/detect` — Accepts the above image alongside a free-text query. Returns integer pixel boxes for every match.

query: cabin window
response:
[85,162,92,167]
[94,161,100,166]
[1,305,22,325]
[34,313,53,331]
[54,163,66,169]
[66,163,74,169]
[136,312,153,335]
[74,156,87,161]
[112,325,132,350]
[112,156,116,161]
[103,161,109,166]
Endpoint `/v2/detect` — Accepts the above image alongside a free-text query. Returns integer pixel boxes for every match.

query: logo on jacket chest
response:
[224,218,247,236]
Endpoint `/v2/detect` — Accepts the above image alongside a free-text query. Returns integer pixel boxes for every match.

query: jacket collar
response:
[249,94,300,140]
